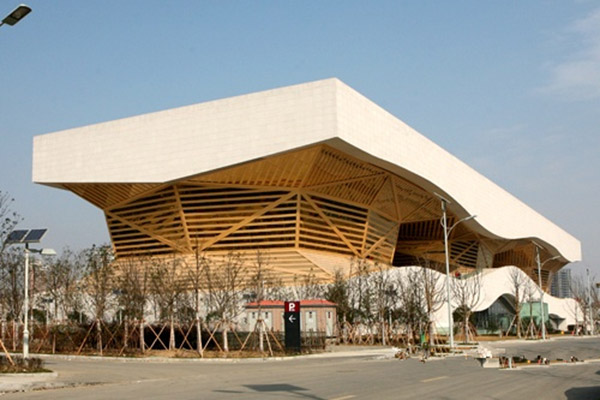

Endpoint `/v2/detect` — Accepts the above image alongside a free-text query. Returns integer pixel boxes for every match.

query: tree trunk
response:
[96,318,103,355]
[464,313,470,343]
[428,320,435,347]
[123,317,129,350]
[195,289,203,357]
[12,322,17,351]
[140,319,145,353]
[169,315,175,350]
[516,308,522,338]
[196,318,203,357]
[258,319,264,353]
[222,321,229,352]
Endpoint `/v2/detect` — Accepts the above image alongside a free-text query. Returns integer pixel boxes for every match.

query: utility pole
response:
[587,268,594,335]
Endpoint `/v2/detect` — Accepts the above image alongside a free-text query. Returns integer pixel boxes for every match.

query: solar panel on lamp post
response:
[6,229,55,359]
[434,193,476,349]
[0,4,31,28]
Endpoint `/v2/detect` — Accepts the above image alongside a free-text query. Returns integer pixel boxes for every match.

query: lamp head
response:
[2,4,32,26]
[40,248,57,256]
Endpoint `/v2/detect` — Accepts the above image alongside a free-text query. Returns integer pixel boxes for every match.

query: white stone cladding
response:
[32,78,581,262]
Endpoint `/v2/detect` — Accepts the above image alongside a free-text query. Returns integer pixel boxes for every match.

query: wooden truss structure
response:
[61,144,563,289]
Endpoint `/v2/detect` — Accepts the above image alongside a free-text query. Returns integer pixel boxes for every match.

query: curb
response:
[10,348,398,365]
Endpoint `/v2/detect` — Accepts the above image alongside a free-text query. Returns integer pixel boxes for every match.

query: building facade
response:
[244,300,337,336]
[551,269,573,298]
[32,79,581,288]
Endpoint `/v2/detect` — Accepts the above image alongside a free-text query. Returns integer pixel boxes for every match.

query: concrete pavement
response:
[1,336,599,398]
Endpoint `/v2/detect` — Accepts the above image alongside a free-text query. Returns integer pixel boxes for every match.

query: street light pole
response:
[6,228,55,358]
[587,268,594,335]
[436,193,476,349]
[441,200,454,349]
[23,244,30,358]
[534,245,560,340]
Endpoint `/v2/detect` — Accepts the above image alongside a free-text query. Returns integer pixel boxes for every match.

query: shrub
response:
[0,356,50,373]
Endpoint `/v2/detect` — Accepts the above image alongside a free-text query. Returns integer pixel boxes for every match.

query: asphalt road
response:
[2,338,600,400]
[485,335,600,362]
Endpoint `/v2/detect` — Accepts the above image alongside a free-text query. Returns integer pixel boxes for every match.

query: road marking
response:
[421,375,448,383]
[329,395,356,400]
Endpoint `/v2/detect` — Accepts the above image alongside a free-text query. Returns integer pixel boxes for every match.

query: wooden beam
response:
[106,183,171,211]
[301,193,361,257]
[401,197,436,222]
[305,172,386,189]
[106,210,189,253]
[295,193,301,249]
[173,185,193,252]
[450,241,478,263]
[199,191,297,251]
[362,222,400,260]
[389,174,402,223]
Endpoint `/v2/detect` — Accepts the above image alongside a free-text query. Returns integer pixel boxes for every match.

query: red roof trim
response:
[245,299,336,308]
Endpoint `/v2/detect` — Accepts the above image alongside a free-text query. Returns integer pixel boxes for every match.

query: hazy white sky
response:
[1,1,598,276]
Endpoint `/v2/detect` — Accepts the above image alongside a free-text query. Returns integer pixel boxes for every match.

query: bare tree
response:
[348,258,375,325]
[371,263,394,345]
[522,278,539,338]
[186,246,208,356]
[452,271,482,343]
[150,256,186,350]
[0,191,21,354]
[0,190,21,256]
[0,191,21,315]
[509,267,527,338]
[420,261,444,346]
[294,267,325,300]
[42,248,84,322]
[247,250,277,353]
[570,273,596,334]
[0,248,24,323]
[116,256,151,352]
[326,269,352,323]
[82,245,114,354]
[396,268,427,348]
[203,252,247,352]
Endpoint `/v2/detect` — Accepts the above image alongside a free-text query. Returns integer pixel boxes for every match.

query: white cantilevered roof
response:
[32,78,581,262]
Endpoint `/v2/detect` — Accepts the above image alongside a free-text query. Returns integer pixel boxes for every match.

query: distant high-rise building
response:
[551,269,572,298]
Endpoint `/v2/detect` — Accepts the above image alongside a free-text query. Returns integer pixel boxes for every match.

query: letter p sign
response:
[285,301,300,313]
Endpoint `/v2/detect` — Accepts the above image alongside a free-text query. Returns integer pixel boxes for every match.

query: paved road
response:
[484,335,600,361]
[2,338,599,399]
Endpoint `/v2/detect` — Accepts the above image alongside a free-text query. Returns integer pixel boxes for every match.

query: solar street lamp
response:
[0,4,31,28]
[434,193,476,349]
[532,242,560,340]
[6,229,55,358]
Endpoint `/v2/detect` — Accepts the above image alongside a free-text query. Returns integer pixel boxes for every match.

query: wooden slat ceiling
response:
[62,144,564,289]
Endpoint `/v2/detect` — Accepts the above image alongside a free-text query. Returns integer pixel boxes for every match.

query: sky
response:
[1,1,598,277]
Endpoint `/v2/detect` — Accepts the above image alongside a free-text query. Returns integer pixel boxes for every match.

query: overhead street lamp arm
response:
[446,214,477,236]
[0,4,31,28]
[540,255,560,267]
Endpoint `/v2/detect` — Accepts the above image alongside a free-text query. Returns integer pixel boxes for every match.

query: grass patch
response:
[0,356,51,374]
